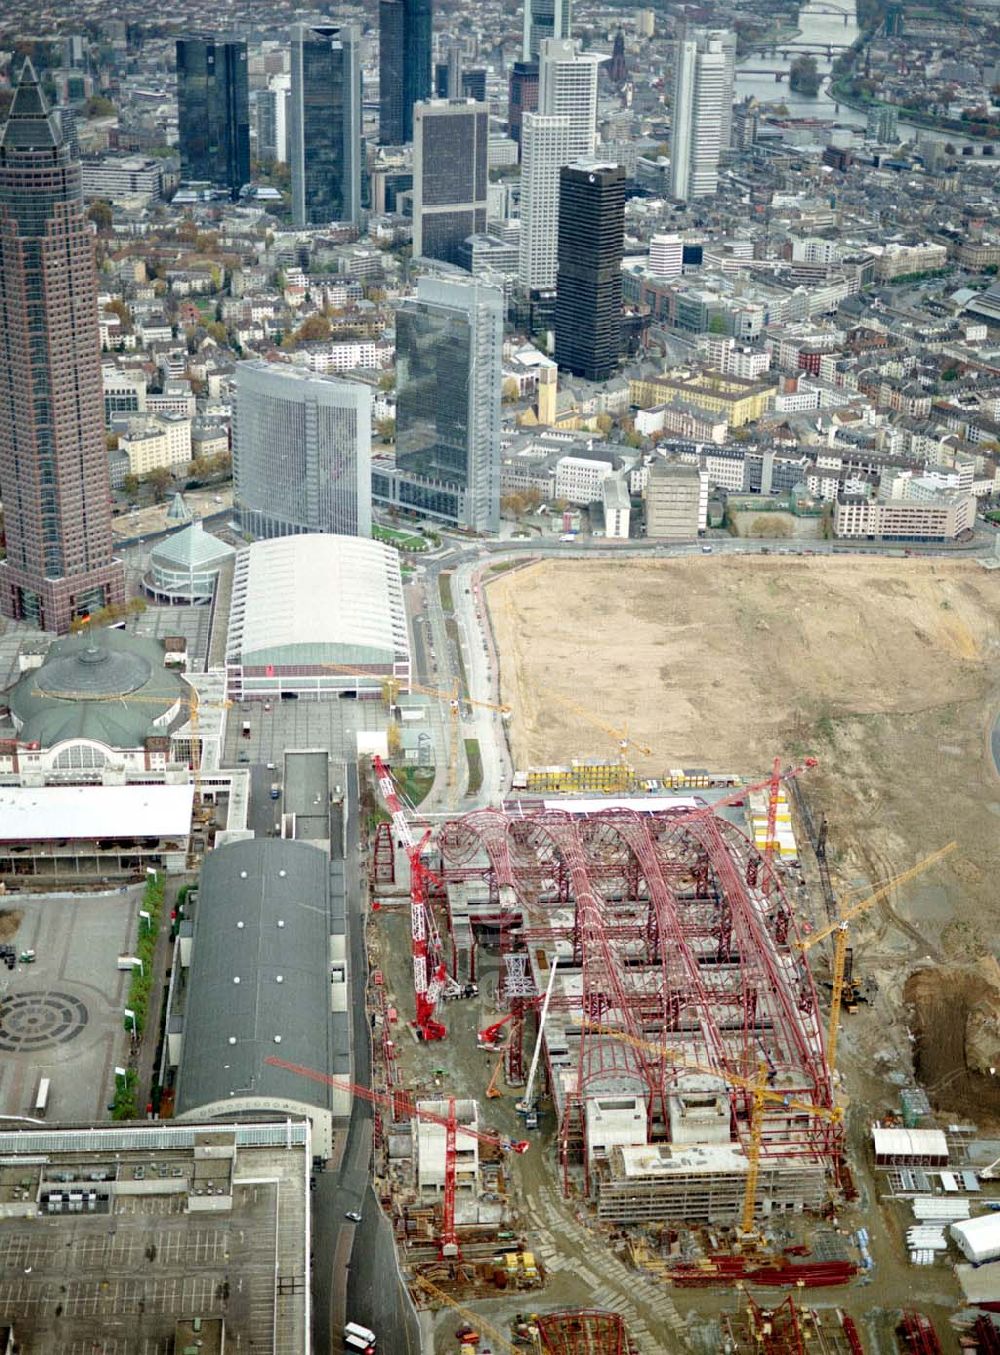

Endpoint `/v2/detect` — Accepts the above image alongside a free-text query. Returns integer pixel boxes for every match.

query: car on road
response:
[345,1210,362,1222]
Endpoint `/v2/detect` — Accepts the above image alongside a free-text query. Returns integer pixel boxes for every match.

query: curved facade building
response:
[225,534,410,700]
[233,360,372,540]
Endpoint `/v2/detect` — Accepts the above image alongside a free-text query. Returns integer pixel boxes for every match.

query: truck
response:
[241,721,251,739]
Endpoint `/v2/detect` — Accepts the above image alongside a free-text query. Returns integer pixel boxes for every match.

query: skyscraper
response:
[412,99,488,265]
[523,0,572,61]
[378,0,405,144]
[402,0,433,143]
[508,60,539,151]
[394,277,502,533]
[0,60,124,632]
[233,363,372,540]
[518,112,570,290]
[176,37,250,198]
[538,38,601,159]
[290,23,362,227]
[669,32,726,202]
[554,162,625,382]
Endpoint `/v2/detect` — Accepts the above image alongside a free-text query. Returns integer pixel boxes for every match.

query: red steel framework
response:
[436,790,839,1193]
[897,1313,943,1354]
[536,1310,634,1355]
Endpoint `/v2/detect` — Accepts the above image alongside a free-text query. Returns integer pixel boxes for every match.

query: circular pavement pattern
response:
[0,991,89,1052]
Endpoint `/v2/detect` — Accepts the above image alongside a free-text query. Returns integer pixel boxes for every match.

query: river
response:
[735,0,987,152]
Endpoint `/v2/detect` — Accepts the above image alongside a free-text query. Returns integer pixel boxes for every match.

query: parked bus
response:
[344,1322,376,1352]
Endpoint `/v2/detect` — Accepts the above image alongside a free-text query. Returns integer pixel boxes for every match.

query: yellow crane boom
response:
[411,1273,520,1354]
[797,841,957,1074]
[584,1021,843,1238]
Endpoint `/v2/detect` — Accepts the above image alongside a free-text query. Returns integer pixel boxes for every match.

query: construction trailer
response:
[435,800,841,1220]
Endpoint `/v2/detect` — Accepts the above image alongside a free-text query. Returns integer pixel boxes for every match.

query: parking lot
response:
[0,890,138,1123]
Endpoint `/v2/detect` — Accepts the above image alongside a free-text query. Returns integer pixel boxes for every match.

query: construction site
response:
[343,553,1000,1354]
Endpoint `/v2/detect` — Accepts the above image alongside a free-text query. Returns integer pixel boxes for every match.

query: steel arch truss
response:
[438,805,839,1181]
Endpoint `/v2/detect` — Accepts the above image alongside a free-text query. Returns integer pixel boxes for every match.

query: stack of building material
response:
[747,788,798,861]
[912,1196,971,1223]
[907,1225,948,1263]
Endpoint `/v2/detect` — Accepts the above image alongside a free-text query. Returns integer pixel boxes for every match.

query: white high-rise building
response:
[708,30,737,149]
[649,232,683,278]
[523,0,572,60]
[518,112,571,290]
[538,38,602,159]
[669,32,727,202]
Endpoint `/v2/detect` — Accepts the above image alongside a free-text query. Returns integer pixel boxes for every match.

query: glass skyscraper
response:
[378,0,405,145]
[290,23,362,227]
[0,59,124,633]
[412,99,488,266]
[402,0,433,143]
[394,277,502,533]
[555,162,625,382]
[176,37,250,198]
[233,363,372,540]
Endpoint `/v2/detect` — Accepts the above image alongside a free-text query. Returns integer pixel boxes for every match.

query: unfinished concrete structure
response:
[436,801,839,1223]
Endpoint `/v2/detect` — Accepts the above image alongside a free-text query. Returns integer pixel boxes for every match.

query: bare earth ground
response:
[489,556,1000,1124]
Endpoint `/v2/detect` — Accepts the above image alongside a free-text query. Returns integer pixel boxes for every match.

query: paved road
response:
[312,763,420,1355]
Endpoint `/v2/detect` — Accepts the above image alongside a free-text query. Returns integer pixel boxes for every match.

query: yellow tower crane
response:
[545,689,653,791]
[796,840,957,1077]
[411,1273,522,1354]
[583,1022,844,1238]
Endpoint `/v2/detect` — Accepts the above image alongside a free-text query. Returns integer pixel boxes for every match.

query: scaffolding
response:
[437,802,840,1206]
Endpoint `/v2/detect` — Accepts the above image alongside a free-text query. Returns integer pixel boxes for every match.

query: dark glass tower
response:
[554,162,625,382]
[402,0,433,143]
[508,60,538,151]
[176,37,250,198]
[290,23,362,227]
[0,60,124,633]
[396,277,502,533]
[378,0,405,144]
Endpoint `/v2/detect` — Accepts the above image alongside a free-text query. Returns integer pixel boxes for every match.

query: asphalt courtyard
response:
[0,889,138,1124]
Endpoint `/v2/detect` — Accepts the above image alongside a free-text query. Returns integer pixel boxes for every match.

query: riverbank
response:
[829,74,998,142]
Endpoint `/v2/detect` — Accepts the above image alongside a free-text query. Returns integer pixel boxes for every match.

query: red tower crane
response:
[264,1056,528,1258]
[373,754,457,1041]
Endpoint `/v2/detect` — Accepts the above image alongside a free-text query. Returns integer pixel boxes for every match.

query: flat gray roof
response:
[175,837,333,1117]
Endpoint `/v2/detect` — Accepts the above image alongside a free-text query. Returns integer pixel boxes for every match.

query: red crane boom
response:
[264,1056,529,1259]
[372,754,456,1040]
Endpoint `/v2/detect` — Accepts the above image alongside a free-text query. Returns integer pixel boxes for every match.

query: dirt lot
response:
[489,554,1000,1121]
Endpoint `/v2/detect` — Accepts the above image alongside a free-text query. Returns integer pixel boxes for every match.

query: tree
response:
[501,492,528,519]
[708,313,728,335]
[502,377,520,402]
[205,320,228,345]
[375,417,396,442]
[378,370,395,392]
[87,200,113,231]
[143,466,173,502]
[106,432,119,451]
[595,413,614,434]
[84,94,117,119]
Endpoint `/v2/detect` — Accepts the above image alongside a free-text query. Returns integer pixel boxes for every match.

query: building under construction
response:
[431,798,841,1224]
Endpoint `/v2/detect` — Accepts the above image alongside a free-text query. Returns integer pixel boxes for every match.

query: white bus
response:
[344,1322,376,1352]
[34,1078,50,1118]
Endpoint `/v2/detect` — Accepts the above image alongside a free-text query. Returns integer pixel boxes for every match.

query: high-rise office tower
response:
[554,162,625,382]
[290,23,362,227]
[395,277,502,534]
[707,29,737,150]
[233,363,372,540]
[669,31,726,202]
[0,60,124,632]
[538,38,601,159]
[379,0,405,144]
[461,68,487,102]
[508,60,539,150]
[253,76,290,163]
[412,99,488,265]
[403,0,433,143]
[523,0,572,61]
[518,112,570,290]
[176,37,250,198]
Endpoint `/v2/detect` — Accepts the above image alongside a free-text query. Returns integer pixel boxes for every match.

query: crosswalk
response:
[526,1187,689,1353]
